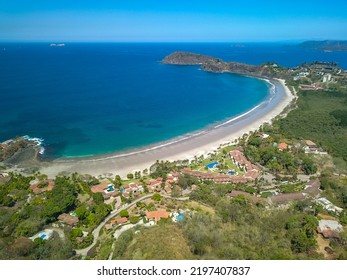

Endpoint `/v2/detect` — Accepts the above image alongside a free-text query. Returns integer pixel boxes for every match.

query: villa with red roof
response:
[146,210,170,223]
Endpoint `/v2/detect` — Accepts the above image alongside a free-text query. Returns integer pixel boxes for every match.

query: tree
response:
[129,216,140,224]
[127,173,134,180]
[302,157,317,175]
[152,193,161,202]
[75,206,87,221]
[114,175,122,188]
[120,210,129,218]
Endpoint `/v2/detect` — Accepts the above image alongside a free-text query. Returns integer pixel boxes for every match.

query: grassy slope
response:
[120,224,194,260]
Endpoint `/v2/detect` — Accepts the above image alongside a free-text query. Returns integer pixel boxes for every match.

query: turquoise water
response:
[1,43,346,158]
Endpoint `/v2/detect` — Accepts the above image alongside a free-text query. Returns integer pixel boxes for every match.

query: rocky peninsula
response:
[162,51,290,79]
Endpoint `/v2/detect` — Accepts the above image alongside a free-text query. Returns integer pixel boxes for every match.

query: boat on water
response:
[50,43,65,47]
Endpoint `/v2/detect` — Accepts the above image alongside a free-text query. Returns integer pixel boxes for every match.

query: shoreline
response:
[38,77,295,178]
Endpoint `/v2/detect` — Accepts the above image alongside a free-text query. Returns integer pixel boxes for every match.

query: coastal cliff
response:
[162,51,286,79]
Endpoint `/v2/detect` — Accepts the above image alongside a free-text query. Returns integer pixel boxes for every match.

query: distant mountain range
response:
[298,40,347,52]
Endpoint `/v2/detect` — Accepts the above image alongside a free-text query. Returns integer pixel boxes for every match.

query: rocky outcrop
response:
[162,51,220,65]
[162,51,286,79]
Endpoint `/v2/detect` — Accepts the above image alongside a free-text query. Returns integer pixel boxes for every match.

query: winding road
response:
[75,194,189,257]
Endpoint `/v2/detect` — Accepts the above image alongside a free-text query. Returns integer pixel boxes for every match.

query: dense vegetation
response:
[277,88,347,167]
[0,173,111,259]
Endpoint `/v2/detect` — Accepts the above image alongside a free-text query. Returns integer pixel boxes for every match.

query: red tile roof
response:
[271,193,305,204]
[305,140,317,146]
[58,213,79,226]
[30,179,55,194]
[91,183,109,193]
[278,143,288,150]
[146,211,170,222]
[111,217,128,225]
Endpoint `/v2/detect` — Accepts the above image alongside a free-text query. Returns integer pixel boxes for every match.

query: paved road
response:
[75,194,189,257]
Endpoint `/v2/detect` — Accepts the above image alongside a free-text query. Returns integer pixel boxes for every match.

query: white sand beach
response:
[39,78,295,178]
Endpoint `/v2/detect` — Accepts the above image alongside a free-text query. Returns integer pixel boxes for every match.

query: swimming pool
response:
[177,213,184,221]
[206,161,218,169]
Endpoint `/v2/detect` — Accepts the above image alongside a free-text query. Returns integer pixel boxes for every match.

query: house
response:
[30,179,55,194]
[166,173,179,184]
[316,197,343,212]
[270,193,306,204]
[164,184,172,193]
[122,192,130,199]
[29,229,54,241]
[278,142,288,151]
[317,220,343,239]
[146,210,170,222]
[303,179,321,198]
[91,183,118,199]
[322,73,332,83]
[260,133,270,139]
[58,213,79,227]
[110,217,128,226]
[305,140,318,153]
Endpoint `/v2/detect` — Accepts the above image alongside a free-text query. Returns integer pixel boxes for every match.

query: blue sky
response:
[1,0,347,42]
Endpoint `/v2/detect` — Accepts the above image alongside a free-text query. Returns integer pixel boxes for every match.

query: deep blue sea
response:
[1,43,346,158]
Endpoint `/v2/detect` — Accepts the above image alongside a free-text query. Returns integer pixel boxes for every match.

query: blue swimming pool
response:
[206,161,218,169]
[177,213,184,221]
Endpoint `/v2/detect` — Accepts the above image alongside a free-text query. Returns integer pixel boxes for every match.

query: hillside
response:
[298,40,347,51]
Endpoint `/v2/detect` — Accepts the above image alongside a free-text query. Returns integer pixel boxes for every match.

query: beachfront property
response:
[206,161,219,169]
[91,183,119,199]
[181,148,261,184]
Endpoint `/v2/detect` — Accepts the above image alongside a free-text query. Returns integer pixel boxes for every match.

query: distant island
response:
[298,40,347,52]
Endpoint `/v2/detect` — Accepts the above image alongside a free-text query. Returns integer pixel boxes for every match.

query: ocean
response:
[1,43,346,158]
